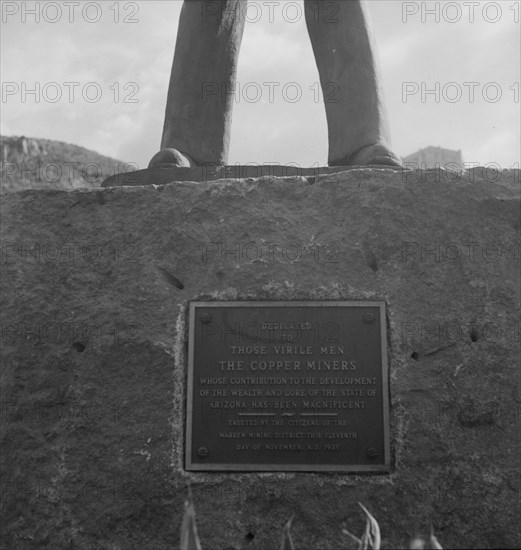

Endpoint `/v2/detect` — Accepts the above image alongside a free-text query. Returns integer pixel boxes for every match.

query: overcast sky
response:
[1,0,519,169]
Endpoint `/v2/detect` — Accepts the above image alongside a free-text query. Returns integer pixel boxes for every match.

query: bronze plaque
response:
[186,301,390,472]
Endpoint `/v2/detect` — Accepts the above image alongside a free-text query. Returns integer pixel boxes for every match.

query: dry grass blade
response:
[360,520,370,550]
[180,492,202,550]
[342,528,364,549]
[341,503,380,550]
[280,514,296,550]
[358,503,381,550]
[409,536,425,549]
[429,526,443,549]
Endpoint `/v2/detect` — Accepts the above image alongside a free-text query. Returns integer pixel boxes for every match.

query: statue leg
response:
[150,0,246,167]
[304,0,401,166]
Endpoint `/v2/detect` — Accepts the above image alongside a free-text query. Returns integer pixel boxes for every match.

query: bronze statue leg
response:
[150,0,246,167]
[151,0,400,168]
[304,0,401,166]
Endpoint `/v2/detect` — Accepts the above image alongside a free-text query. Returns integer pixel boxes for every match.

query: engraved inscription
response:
[186,302,390,471]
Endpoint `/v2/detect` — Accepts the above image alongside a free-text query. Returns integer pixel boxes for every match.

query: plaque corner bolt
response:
[366,447,379,458]
[200,313,212,324]
[197,446,209,458]
[363,313,376,324]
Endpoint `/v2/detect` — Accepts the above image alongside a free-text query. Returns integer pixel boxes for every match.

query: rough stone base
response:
[1,168,520,549]
[101,163,403,187]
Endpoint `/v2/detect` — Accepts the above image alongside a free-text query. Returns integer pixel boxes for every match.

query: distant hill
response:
[1,136,127,193]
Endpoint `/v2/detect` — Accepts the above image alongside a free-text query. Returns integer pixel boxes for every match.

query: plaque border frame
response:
[186,301,390,472]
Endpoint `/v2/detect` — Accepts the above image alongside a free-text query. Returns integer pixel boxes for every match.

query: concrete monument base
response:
[1,168,519,549]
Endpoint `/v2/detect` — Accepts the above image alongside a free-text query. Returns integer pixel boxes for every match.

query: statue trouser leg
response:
[304,0,401,166]
[150,0,246,167]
